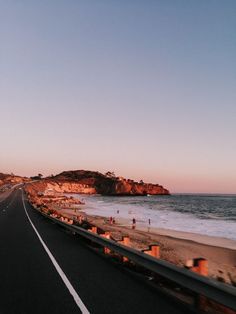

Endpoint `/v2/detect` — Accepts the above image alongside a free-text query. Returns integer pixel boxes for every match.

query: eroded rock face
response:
[110,180,169,195]
[49,170,170,196]
[24,181,84,209]
[46,182,96,194]
[25,170,169,196]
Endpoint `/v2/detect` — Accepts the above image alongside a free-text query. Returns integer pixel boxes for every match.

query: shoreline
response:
[60,209,236,250]
[70,193,236,244]
[145,227,236,251]
[119,219,236,251]
[59,207,236,285]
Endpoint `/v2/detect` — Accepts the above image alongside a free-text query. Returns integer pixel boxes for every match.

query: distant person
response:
[132,218,136,229]
[148,218,151,232]
[117,210,119,214]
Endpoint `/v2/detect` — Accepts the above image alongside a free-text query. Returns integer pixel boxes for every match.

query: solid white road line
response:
[21,191,90,314]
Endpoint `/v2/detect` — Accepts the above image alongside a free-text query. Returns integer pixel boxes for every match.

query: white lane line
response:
[21,191,90,314]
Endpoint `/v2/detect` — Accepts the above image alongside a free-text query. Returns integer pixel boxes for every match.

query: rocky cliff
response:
[46,170,170,196]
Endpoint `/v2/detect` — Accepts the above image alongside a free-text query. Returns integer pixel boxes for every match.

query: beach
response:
[24,182,236,286]
[60,207,236,286]
[72,193,236,241]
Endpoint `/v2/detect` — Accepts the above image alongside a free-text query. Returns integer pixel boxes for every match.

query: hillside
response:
[47,170,170,196]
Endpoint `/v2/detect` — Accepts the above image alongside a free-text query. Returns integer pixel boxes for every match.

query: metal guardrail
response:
[36,207,236,311]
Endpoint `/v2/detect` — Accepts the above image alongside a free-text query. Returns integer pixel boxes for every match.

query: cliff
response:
[47,170,170,196]
[24,180,83,209]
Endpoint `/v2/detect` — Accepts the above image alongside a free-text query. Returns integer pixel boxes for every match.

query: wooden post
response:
[88,226,98,234]
[185,258,208,276]
[118,236,130,262]
[197,258,208,276]
[101,231,111,254]
[123,236,130,246]
[143,245,160,258]
[186,258,209,311]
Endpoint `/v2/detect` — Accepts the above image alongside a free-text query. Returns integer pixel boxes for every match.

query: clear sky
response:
[1,1,236,193]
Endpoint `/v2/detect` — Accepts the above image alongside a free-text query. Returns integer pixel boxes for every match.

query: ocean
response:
[72,194,236,241]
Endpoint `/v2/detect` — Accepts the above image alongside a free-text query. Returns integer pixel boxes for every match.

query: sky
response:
[0,0,236,193]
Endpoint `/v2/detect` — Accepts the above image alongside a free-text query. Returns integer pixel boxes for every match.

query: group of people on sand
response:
[114,209,151,230]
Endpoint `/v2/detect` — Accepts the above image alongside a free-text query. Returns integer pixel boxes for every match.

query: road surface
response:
[0,188,191,314]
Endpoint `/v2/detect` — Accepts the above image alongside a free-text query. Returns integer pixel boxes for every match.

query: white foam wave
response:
[71,194,236,241]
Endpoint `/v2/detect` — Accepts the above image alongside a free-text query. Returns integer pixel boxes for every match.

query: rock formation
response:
[45,170,170,196]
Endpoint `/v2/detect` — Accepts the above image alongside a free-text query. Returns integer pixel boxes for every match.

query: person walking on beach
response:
[132,218,136,229]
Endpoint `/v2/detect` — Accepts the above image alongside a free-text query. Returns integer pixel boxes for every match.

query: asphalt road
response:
[0,188,15,203]
[0,189,191,314]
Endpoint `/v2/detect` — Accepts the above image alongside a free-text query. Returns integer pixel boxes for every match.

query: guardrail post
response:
[185,258,208,277]
[101,232,111,254]
[88,226,98,234]
[123,236,130,246]
[143,245,160,258]
[197,258,208,277]
[151,245,160,258]
[67,219,74,225]
[185,258,209,311]
[118,236,130,262]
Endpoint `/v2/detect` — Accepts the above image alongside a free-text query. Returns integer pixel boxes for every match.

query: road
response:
[0,188,191,314]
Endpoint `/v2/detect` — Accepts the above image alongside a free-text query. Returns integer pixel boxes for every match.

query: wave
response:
[71,194,236,241]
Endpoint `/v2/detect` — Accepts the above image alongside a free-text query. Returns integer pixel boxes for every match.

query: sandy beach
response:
[59,207,236,286]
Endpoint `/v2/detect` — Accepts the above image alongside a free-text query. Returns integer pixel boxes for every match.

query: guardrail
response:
[34,206,236,312]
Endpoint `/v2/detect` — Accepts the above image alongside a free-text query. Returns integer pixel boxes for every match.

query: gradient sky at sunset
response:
[1,1,236,193]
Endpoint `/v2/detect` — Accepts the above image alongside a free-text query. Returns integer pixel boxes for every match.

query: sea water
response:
[72,194,236,241]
